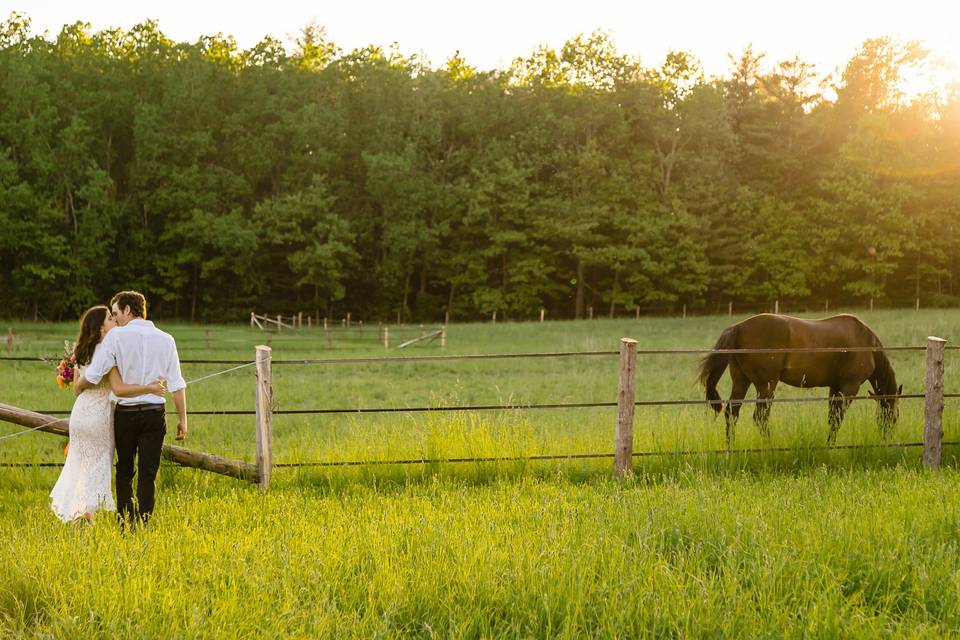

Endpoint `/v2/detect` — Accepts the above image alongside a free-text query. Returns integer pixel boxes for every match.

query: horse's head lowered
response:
[869,383,903,427]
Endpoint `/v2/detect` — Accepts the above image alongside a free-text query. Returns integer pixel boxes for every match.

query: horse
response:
[697,314,901,445]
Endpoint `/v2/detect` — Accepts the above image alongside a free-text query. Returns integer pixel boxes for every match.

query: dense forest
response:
[1,13,958,322]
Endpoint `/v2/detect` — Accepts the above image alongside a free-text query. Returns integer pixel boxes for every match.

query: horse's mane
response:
[870,334,898,393]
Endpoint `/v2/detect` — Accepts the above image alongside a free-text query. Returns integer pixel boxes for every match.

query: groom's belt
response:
[115,403,165,413]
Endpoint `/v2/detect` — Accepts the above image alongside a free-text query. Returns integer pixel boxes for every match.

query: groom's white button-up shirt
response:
[84,319,187,406]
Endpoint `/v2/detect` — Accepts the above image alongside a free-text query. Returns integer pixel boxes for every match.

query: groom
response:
[75,290,187,525]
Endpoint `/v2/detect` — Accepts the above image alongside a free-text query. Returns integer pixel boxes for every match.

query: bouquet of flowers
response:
[54,340,76,390]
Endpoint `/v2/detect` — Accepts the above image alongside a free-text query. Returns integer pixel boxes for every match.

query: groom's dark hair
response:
[111,290,148,319]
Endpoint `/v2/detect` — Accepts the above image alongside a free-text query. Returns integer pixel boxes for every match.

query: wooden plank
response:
[614,338,638,478]
[397,329,442,349]
[255,345,273,490]
[0,402,257,481]
[924,336,947,469]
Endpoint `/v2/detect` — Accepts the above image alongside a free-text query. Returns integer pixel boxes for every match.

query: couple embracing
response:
[50,290,187,526]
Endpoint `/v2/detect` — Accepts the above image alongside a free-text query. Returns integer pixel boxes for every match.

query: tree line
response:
[1,13,958,322]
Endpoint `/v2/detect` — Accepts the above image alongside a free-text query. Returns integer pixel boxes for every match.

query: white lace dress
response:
[50,363,116,521]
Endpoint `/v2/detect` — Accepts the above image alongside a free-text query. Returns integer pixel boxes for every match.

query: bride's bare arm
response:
[108,367,165,397]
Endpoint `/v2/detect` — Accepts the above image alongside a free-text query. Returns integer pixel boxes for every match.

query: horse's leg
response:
[754,378,779,438]
[827,384,858,445]
[827,386,843,445]
[724,360,750,447]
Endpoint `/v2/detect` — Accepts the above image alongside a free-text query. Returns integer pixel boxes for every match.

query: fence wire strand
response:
[4,344,960,367]
[28,392,960,418]
[6,440,959,470]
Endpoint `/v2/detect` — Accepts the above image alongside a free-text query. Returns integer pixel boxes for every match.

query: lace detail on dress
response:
[50,364,116,521]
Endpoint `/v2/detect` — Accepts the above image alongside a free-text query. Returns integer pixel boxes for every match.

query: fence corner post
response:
[924,336,947,470]
[614,337,638,479]
[255,345,273,490]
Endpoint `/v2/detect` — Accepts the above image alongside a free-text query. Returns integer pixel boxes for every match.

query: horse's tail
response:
[698,325,739,414]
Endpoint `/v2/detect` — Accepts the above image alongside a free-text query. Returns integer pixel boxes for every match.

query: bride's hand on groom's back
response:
[147,377,166,395]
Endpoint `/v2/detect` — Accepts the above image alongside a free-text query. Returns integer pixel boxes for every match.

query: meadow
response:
[2,309,960,637]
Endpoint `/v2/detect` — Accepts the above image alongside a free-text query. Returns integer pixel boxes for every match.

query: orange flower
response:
[56,375,66,389]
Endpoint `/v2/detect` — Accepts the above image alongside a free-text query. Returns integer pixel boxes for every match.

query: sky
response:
[4,0,960,83]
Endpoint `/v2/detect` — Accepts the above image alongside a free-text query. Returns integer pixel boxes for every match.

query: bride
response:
[50,305,165,524]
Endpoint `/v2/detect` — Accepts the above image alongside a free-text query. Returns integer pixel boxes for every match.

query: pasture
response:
[3,309,960,637]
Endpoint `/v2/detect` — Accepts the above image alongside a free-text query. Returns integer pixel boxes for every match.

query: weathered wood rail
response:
[0,344,275,486]
[0,402,259,482]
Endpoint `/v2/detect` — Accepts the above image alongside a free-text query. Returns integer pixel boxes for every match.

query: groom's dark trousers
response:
[114,403,166,523]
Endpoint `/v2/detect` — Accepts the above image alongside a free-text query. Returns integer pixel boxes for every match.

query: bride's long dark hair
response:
[74,305,110,366]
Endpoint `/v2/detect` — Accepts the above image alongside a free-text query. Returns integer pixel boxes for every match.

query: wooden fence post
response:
[276,314,282,332]
[323,317,328,330]
[774,299,779,314]
[614,338,638,479]
[924,336,947,469]
[728,301,733,316]
[869,298,874,312]
[250,312,255,329]
[255,345,273,491]
[298,311,303,328]
[635,306,640,320]
[916,298,920,312]
[440,325,447,349]
[445,310,450,326]
[540,308,545,323]
[347,312,351,328]
[588,305,593,320]
[384,326,390,350]
[307,315,312,329]
[492,310,497,324]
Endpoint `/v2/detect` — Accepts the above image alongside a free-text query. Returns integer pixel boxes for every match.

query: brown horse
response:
[697,314,901,445]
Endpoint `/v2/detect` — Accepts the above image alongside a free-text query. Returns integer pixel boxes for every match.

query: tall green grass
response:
[4,469,960,637]
[2,310,960,637]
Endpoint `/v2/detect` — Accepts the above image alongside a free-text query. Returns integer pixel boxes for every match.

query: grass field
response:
[3,309,960,637]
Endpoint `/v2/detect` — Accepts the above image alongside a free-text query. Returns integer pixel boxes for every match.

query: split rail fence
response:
[249,312,446,350]
[1,338,958,487]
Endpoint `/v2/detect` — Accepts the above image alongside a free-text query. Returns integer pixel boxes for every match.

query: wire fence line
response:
[2,344,959,367]
[2,342,955,473]
[272,440,960,468]
[5,440,958,470]
[26,392,960,419]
